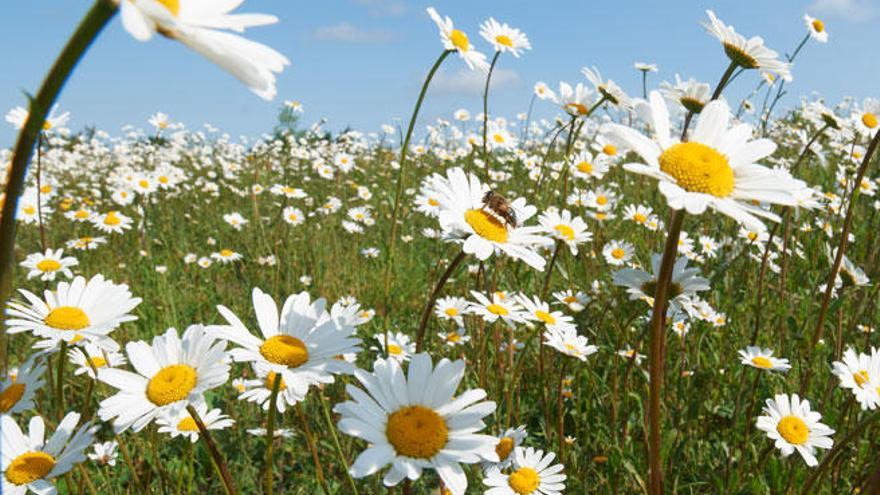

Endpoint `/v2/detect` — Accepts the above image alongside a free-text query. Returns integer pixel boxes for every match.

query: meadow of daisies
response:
[1,2,880,494]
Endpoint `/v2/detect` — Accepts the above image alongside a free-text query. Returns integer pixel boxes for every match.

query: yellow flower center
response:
[44,306,90,330]
[465,209,508,243]
[146,365,197,406]
[563,296,577,304]
[602,144,617,156]
[493,133,505,143]
[265,371,287,389]
[723,43,759,69]
[428,198,439,206]
[862,113,878,129]
[36,259,61,272]
[554,224,575,241]
[387,344,403,355]
[42,121,53,131]
[508,466,540,494]
[88,357,108,369]
[811,19,825,33]
[444,307,459,317]
[386,406,448,459]
[566,103,589,115]
[576,161,593,174]
[74,209,90,219]
[633,213,647,224]
[750,356,773,369]
[23,206,36,216]
[535,310,556,325]
[5,452,56,486]
[487,304,509,316]
[288,214,298,221]
[157,0,180,17]
[40,185,52,194]
[138,180,149,189]
[449,29,469,52]
[104,212,121,226]
[776,415,809,445]
[854,370,870,388]
[596,196,608,206]
[177,416,200,432]
[495,436,515,461]
[159,176,169,184]
[611,248,626,259]
[219,249,234,257]
[259,335,309,368]
[0,383,25,412]
[446,332,461,343]
[495,34,513,47]
[658,142,734,197]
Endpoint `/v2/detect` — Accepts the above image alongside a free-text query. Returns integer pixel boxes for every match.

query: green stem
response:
[482,50,502,178]
[264,373,282,495]
[415,249,467,353]
[187,404,237,495]
[56,340,67,419]
[0,0,118,370]
[320,392,359,495]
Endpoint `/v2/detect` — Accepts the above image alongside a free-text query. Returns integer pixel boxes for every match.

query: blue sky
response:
[1,0,877,145]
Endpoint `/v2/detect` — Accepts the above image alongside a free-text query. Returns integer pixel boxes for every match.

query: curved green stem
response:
[187,404,237,495]
[482,50,502,178]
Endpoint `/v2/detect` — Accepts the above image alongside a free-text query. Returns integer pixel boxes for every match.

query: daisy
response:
[612,254,710,309]
[120,0,289,100]
[435,296,468,326]
[208,288,361,404]
[544,327,598,361]
[534,82,556,101]
[582,66,631,109]
[157,402,234,442]
[434,167,549,270]
[832,348,880,410]
[703,10,792,81]
[756,394,834,467]
[6,275,141,350]
[0,354,46,415]
[483,425,527,471]
[373,332,415,362]
[554,82,593,117]
[223,212,248,230]
[426,7,489,72]
[148,112,171,130]
[438,328,471,347]
[479,18,531,57]
[64,207,94,223]
[487,122,518,151]
[65,236,106,251]
[623,204,654,226]
[68,343,127,379]
[569,150,609,181]
[538,209,591,255]
[804,15,828,43]
[618,347,646,365]
[738,346,791,372]
[91,211,132,234]
[20,248,78,281]
[335,353,498,494]
[211,249,242,264]
[660,74,712,114]
[5,105,69,131]
[2,413,96,495]
[853,98,880,136]
[515,294,576,333]
[552,290,590,312]
[602,240,633,266]
[469,291,526,328]
[483,447,566,495]
[603,92,807,232]
[247,428,294,439]
[97,325,230,433]
[87,441,119,467]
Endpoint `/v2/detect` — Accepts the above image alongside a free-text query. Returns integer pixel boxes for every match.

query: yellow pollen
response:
[611,248,626,259]
[70,333,84,344]
[495,34,513,47]
[576,161,593,174]
[387,344,403,355]
[23,206,36,216]
[446,332,461,343]
[602,144,617,156]
[386,405,448,459]
[156,0,180,17]
[487,304,509,316]
[158,176,169,184]
[265,371,287,389]
[444,307,459,317]
[44,306,90,330]
[259,335,309,368]
[36,259,61,272]
[138,180,149,189]
[74,209,90,219]
[219,249,234,257]
[658,142,734,197]
[862,113,878,129]
[288,214,298,221]
[39,185,52,194]
[633,213,647,224]
[596,196,608,206]
[493,133,505,143]
[449,29,469,52]
[750,356,773,369]
[103,212,121,226]
[566,103,589,115]
[535,310,556,325]
[811,19,825,33]
[0,383,25,412]
[747,232,758,241]
[563,296,577,303]
[854,370,870,387]
[508,466,540,494]
[42,120,53,131]
[465,209,509,243]
[554,224,575,241]
[428,198,439,206]
[776,415,810,445]
[146,365,197,406]
[88,357,108,369]
[177,416,199,432]
[5,451,56,486]
[495,437,515,461]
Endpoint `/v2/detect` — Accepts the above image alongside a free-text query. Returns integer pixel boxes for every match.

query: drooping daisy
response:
[469,291,526,328]
[483,447,566,495]
[157,402,234,443]
[97,325,230,433]
[87,441,119,467]
[91,211,132,234]
[335,353,498,494]
[602,240,634,266]
[831,348,880,410]
[120,0,289,100]
[20,248,78,281]
[2,413,96,494]
[554,82,594,117]
[612,254,710,310]
[479,18,531,57]
[68,343,127,379]
[544,327,598,361]
[482,425,527,471]
[435,296,469,326]
[569,150,609,181]
[660,74,712,114]
[434,167,549,270]
[804,15,828,43]
[6,275,141,350]
[0,354,46,415]
[208,288,360,404]
[756,394,834,467]
[426,7,489,72]
[582,66,631,109]
[603,92,807,232]
[538,209,592,255]
[738,346,791,372]
[703,10,791,81]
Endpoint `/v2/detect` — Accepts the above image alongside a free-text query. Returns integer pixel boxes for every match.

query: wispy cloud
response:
[352,0,407,17]
[809,0,875,20]
[431,68,520,95]
[312,23,394,43]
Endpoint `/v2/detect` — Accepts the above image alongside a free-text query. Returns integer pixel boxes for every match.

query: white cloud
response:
[809,0,875,20]
[312,23,393,43]
[431,68,520,95]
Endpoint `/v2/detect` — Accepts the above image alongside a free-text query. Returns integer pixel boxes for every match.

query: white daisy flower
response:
[804,15,828,43]
[831,348,880,410]
[469,291,526,328]
[569,150,609,181]
[97,325,230,433]
[435,296,468,326]
[5,105,69,131]
[91,211,132,234]
[756,394,834,467]
[660,74,712,114]
[68,343,127,379]
[335,353,498,495]
[373,332,415,362]
[87,441,118,467]
[482,425,527,471]
[554,82,594,117]
[582,66,631,109]
[515,294,576,333]
[0,354,46,415]
[612,254,710,310]
[211,249,242,264]
[20,248,78,281]
[552,290,590,312]
[544,327,598,361]
[602,240,634,266]
[534,82,556,101]
[483,447,566,495]
[703,10,792,81]
[438,327,470,347]
[738,346,791,372]
[222,212,248,230]
[538,209,592,255]
[426,7,489,71]
[479,18,531,57]
[157,402,234,442]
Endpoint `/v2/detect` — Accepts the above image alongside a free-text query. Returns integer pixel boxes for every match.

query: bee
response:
[481,190,517,228]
